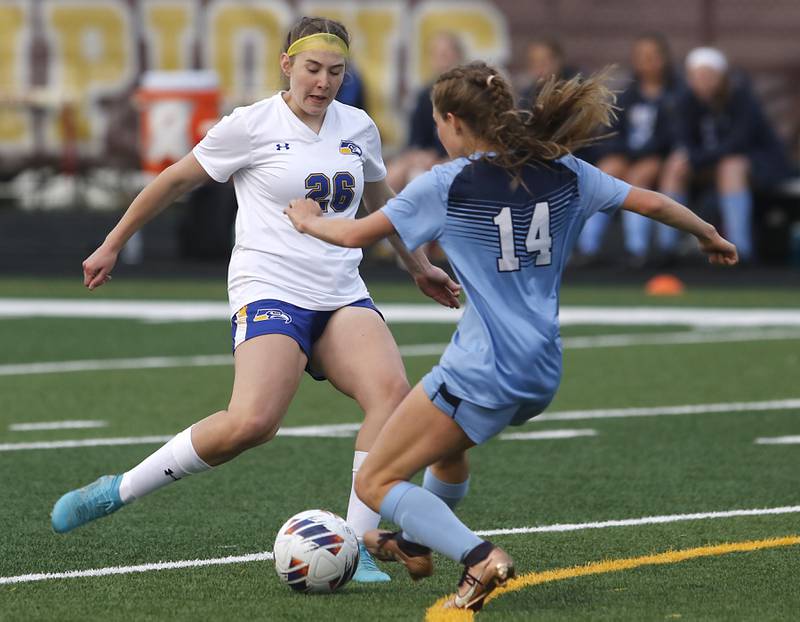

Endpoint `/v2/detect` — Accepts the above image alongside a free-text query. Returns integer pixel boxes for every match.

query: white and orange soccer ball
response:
[273,509,359,593]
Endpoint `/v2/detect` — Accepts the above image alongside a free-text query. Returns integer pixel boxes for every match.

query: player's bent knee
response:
[385,374,412,405]
[226,410,282,451]
[355,373,410,414]
[353,469,375,509]
[354,468,386,512]
[379,373,412,405]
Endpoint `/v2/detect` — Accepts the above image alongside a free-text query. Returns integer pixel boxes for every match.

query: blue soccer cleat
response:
[51,475,125,533]
[352,541,391,583]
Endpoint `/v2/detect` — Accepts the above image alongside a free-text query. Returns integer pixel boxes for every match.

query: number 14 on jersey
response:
[493,202,552,271]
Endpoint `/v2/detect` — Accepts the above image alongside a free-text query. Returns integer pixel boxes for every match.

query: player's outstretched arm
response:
[83,154,212,290]
[362,180,461,309]
[361,180,430,272]
[285,198,395,247]
[622,187,738,266]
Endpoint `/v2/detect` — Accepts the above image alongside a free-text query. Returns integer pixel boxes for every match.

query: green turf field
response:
[1,278,799,621]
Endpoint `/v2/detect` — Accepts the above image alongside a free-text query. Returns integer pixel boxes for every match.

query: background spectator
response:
[660,47,794,263]
[335,63,368,111]
[517,38,578,110]
[385,31,465,193]
[576,33,683,267]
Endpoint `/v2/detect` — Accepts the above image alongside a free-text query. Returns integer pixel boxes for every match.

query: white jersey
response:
[192,93,386,315]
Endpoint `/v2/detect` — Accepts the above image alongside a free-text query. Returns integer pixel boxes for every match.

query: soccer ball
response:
[273,509,359,593]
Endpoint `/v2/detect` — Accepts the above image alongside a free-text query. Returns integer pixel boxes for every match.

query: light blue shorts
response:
[421,373,546,445]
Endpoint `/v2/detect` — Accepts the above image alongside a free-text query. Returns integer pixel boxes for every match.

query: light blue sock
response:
[402,469,470,542]
[665,192,688,208]
[577,212,611,255]
[422,468,470,509]
[381,481,483,563]
[622,210,651,257]
[719,190,753,261]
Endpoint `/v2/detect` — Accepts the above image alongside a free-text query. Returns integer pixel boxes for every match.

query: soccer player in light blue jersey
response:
[285,61,738,610]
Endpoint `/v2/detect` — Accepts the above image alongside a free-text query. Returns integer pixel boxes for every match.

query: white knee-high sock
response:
[118,427,211,503]
[346,451,381,539]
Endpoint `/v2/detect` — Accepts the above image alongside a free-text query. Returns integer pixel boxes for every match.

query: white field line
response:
[0,436,173,451]
[0,424,363,451]
[277,423,360,438]
[9,420,107,431]
[2,299,800,327]
[499,429,597,440]
[475,505,800,537]
[2,504,799,586]
[3,328,799,378]
[0,552,274,586]
[755,435,800,445]
[0,355,232,377]
[561,327,800,349]
[535,398,800,422]
[2,398,797,452]
[559,307,800,328]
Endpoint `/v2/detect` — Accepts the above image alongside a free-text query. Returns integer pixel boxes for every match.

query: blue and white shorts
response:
[231,298,382,380]
[422,373,548,445]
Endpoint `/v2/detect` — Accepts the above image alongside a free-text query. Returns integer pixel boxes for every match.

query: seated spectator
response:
[518,37,606,174]
[517,37,577,109]
[660,47,794,263]
[385,31,465,193]
[577,33,683,266]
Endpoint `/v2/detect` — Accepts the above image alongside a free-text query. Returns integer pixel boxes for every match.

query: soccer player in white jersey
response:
[50,16,460,583]
[284,62,738,609]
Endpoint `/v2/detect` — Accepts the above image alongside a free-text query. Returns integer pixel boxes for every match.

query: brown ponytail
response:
[432,61,617,172]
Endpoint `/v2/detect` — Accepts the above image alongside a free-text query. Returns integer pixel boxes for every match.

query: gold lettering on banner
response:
[299,1,402,147]
[141,0,195,71]
[42,0,135,153]
[3,0,509,159]
[410,0,509,90]
[205,0,292,104]
[0,1,32,153]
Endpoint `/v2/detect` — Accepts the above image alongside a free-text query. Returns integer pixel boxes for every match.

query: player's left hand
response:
[413,265,462,309]
[285,198,323,231]
[697,229,739,266]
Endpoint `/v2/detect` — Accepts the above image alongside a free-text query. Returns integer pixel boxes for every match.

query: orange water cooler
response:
[137,71,220,174]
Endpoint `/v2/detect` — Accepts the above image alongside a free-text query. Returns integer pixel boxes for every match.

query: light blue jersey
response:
[382,154,631,414]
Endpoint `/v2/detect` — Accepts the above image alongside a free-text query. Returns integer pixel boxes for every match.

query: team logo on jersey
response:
[339,140,362,156]
[276,143,290,151]
[253,308,293,324]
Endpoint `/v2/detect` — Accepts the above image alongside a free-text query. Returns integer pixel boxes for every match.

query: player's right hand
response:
[82,243,118,290]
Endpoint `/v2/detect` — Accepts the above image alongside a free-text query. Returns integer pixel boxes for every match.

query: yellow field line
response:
[425,535,800,621]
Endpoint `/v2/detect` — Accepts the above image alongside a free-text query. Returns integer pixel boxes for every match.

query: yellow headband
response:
[286,33,349,58]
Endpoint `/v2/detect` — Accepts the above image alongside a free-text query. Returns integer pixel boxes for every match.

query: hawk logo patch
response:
[253,308,293,324]
[339,140,362,156]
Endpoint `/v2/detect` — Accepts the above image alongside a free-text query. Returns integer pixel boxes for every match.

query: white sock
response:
[118,427,211,503]
[346,450,381,540]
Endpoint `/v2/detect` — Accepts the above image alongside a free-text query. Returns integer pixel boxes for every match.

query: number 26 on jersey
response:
[305,172,356,213]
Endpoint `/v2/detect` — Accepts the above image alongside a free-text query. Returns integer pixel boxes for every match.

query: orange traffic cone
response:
[645,274,685,296]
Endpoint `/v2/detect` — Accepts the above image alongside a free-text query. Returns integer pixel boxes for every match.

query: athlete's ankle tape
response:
[462,540,493,566]
[396,533,432,556]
